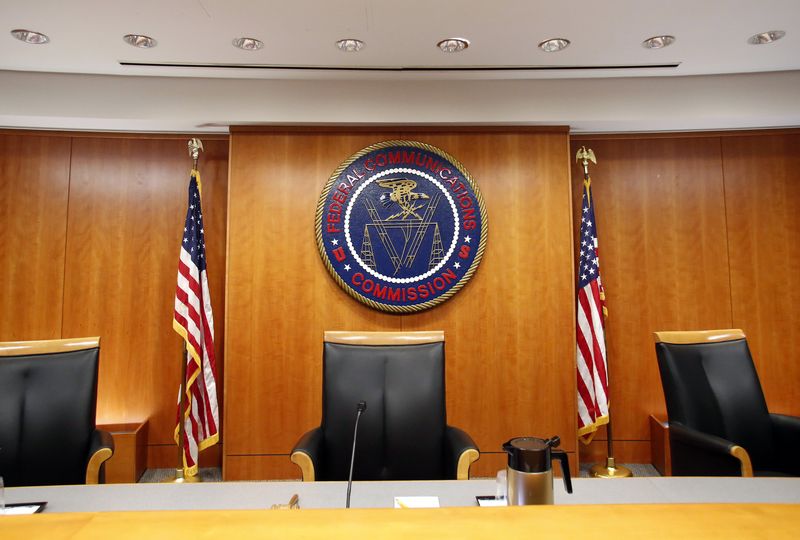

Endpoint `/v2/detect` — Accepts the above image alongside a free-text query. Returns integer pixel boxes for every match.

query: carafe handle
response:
[552,450,573,494]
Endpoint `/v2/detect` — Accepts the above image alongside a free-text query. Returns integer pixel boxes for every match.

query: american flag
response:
[576,171,609,443]
[172,170,219,476]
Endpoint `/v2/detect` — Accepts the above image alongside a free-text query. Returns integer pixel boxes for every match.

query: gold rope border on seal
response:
[314,139,489,313]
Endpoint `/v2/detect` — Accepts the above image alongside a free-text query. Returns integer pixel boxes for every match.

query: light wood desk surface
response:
[3,504,800,539]
[3,478,800,539]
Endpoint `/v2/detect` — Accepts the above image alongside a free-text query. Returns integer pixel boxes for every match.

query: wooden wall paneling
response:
[569,137,733,457]
[722,133,800,416]
[578,440,652,465]
[99,422,149,483]
[224,132,403,468]
[225,130,575,479]
[147,442,223,469]
[402,132,576,456]
[0,134,71,340]
[472,452,578,481]
[649,415,671,476]
[225,455,301,481]
[62,137,228,462]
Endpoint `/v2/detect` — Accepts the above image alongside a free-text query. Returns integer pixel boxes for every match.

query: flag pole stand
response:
[575,146,631,480]
[162,140,205,484]
[161,342,201,483]
[589,419,632,478]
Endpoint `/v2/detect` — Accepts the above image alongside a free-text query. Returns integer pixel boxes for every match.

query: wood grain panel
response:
[0,134,71,340]
[225,132,400,458]
[569,138,733,445]
[147,443,222,469]
[99,422,148,483]
[649,415,671,476]
[225,455,302,481]
[225,130,576,477]
[471,452,578,481]
[579,440,652,466]
[62,137,228,456]
[723,133,800,416]
[403,132,576,453]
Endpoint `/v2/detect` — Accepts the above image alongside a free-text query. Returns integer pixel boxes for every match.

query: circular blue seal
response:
[315,140,488,313]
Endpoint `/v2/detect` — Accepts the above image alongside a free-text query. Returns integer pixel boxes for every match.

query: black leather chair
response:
[0,337,114,486]
[291,331,479,481]
[654,329,800,477]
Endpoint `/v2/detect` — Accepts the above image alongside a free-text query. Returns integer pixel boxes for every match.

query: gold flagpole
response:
[576,147,632,479]
[162,139,205,484]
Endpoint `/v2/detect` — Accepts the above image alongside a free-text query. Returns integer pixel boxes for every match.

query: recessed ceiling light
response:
[642,35,675,49]
[336,38,365,52]
[123,34,157,48]
[232,37,263,51]
[10,29,49,44]
[538,38,570,53]
[437,38,470,53]
[748,30,785,45]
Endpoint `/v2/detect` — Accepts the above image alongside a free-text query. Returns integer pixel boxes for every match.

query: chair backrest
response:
[0,337,100,486]
[654,329,774,467]
[320,331,447,481]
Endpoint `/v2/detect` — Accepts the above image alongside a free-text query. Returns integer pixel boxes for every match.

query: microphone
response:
[345,400,367,509]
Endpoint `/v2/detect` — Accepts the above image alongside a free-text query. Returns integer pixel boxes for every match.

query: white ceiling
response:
[1,0,798,80]
[1,0,799,133]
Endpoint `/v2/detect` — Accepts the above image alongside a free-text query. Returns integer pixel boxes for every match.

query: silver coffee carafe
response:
[502,436,573,505]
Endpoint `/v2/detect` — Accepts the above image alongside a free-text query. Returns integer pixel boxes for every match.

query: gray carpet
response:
[579,463,659,477]
[139,464,659,483]
[139,468,222,483]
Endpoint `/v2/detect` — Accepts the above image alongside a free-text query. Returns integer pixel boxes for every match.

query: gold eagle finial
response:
[188,138,204,169]
[575,146,597,206]
[575,146,596,169]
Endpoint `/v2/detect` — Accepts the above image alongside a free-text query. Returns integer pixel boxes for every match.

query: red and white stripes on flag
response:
[576,174,609,443]
[173,170,219,476]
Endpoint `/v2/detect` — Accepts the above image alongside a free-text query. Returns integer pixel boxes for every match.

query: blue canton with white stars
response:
[577,183,600,289]
[182,174,207,272]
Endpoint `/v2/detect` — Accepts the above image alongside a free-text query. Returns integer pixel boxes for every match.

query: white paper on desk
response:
[476,496,507,507]
[1,505,42,515]
[394,496,440,508]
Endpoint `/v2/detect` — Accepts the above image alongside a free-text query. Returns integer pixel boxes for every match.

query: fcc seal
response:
[315,140,488,313]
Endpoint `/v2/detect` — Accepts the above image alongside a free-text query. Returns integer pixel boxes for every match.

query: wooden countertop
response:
[3,503,800,539]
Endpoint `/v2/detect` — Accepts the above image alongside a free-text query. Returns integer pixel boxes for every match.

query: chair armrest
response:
[669,422,752,477]
[444,426,479,480]
[290,427,323,482]
[770,414,800,475]
[85,429,115,484]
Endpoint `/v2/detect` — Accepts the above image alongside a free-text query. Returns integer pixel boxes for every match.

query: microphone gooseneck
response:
[345,400,367,509]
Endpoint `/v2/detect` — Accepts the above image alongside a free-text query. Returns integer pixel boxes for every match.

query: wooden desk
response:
[97,421,148,483]
[3,504,799,539]
[649,414,671,476]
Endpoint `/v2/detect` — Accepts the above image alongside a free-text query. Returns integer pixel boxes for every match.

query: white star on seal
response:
[343,264,351,271]
[331,238,339,246]
[464,235,472,243]
[453,262,461,269]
